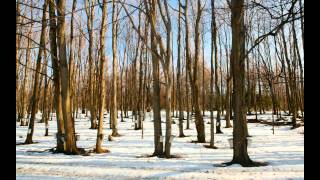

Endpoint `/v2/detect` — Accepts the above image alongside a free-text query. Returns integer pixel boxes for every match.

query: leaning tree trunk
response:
[19,5,34,124]
[281,26,297,127]
[24,0,48,144]
[69,0,77,126]
[184,0,205,142]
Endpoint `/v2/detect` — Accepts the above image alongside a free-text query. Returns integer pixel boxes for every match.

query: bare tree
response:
[111,0,121,136]
[56,0,78,154]
[48,0,65,152]
[84,0,98,129]
[24,0,48,144]
[177,0,186,137]
[182,0,205,143]
[95,0,108,153]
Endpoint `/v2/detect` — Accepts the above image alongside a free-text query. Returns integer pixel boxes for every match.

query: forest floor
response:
[16,111,304,180]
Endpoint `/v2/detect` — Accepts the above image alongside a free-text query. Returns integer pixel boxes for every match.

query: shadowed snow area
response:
[16,111,304,180]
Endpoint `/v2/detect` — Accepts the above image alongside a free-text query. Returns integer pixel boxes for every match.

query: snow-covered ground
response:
[16,111,304,180]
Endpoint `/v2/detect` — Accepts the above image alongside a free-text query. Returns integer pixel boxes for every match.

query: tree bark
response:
[48,0,65,152]
[25,0,48,144]
[229,0,253,166]
[177,0,185,137]
[84,0,97,129]
[96,0,107,153]
[56,0,78,154]
[111,0,120,136]
[184,0,205,142]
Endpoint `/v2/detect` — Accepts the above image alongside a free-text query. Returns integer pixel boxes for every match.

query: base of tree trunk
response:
[203,144,218,149]
[222,160,268,167]
[94,148,110,154]
[178,134,188,138]
[49,147,90,156]
[151,152,164,158]
[291,123,303,129]
[190,140,207,143]
[148,153,181,159]
[20,120,29,126]
[16,142,39,145]
[111,132,122,137]
[225,125,232,128]
[216,130,223,134]
[24,139,34,144]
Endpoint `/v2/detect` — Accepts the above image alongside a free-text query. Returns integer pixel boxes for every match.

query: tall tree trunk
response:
[202,25,205,116]
[225,30,232,128]
[96,0,107,153]
[281,26,297,127]
[291,12,303,116]
[229,0,254,166]
[209,0,216,147]
[212,0,222,134]
[111,0,120,136]
[149,0,163,156]
[16,0,21,115]
[24,0,48,144]
[19,2,34,124]
[69,0,77,127]
[48,0,65,152]
[184,0,205,142]
[85,0,97,129]
[42,53,49,135]
[177,0,185,137]
[56,0,78,154]
[157,0,173,158]
[186,50,190,130]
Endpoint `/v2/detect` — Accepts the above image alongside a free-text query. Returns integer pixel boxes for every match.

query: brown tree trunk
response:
[281,26,297,127]
[177,0,185,137]
[56,0,78,154]
[19,3,34,124]
[209,0,216,147]
[48,0,65,152]
[229,0,253,166]
[69,0,77,126]
[111,1,120,136]
[96,0,107,153]
[184,0,205,143]
[212,0,222,134]
[224,30,232,128]
[147,0,163,156]
[25,0,48,144]
[84,0,97,129]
